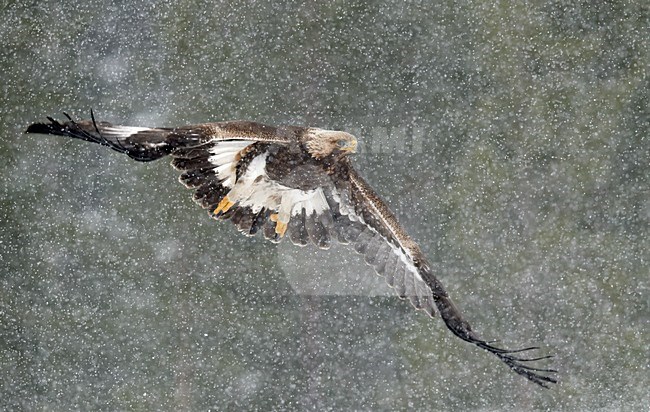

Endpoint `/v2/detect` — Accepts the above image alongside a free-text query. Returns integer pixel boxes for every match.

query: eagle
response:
[26,112,557,388]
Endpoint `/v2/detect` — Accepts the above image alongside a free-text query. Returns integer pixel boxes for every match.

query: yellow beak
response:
[341,139,357,153]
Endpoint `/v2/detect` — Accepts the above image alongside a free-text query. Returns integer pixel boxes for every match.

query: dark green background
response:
[1,1,648,410]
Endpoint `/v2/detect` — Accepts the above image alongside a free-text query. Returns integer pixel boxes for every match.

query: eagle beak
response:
[341,139,357,153]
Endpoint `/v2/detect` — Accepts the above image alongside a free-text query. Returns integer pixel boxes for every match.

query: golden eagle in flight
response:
[26,112,557,387]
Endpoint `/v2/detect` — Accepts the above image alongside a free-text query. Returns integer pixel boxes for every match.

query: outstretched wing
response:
[25,112,296,161]
[26,114,307,237]
[175,141,557,387]
[325,161,557,387]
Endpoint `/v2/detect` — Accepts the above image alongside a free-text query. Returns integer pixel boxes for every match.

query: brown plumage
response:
[25,112,557,388]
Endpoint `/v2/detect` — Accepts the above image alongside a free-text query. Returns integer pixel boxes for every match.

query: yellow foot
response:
[275,221,288,237]
[269,213,288,237]
[214,196,234,215]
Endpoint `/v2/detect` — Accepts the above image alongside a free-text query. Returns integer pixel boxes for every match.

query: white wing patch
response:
[208,141,253,187]
[289,189,329,217]
[98,126,170,149]
[102,126,152,138]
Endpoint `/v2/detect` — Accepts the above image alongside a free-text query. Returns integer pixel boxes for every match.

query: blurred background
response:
[1,1,648,410]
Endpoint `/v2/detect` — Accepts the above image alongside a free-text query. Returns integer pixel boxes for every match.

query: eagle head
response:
[304,128,358,159]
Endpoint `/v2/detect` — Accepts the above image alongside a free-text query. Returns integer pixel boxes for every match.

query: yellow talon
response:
[275,221,287,237]
[269,213,288,236]
[214,196,234,215]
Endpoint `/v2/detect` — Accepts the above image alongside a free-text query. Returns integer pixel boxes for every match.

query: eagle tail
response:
[25,111,192,162]
[434,294,557,388]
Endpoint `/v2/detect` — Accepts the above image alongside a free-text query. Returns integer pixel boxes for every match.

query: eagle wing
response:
[25,112,297,161]
[323,163,557,387]
[175,137,557,387]
[26,114,304,237]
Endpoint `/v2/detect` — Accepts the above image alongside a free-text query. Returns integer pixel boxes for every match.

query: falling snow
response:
[1,1,648,411]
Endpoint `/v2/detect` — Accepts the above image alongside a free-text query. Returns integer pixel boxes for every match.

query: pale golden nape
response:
[304,128,358,159]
